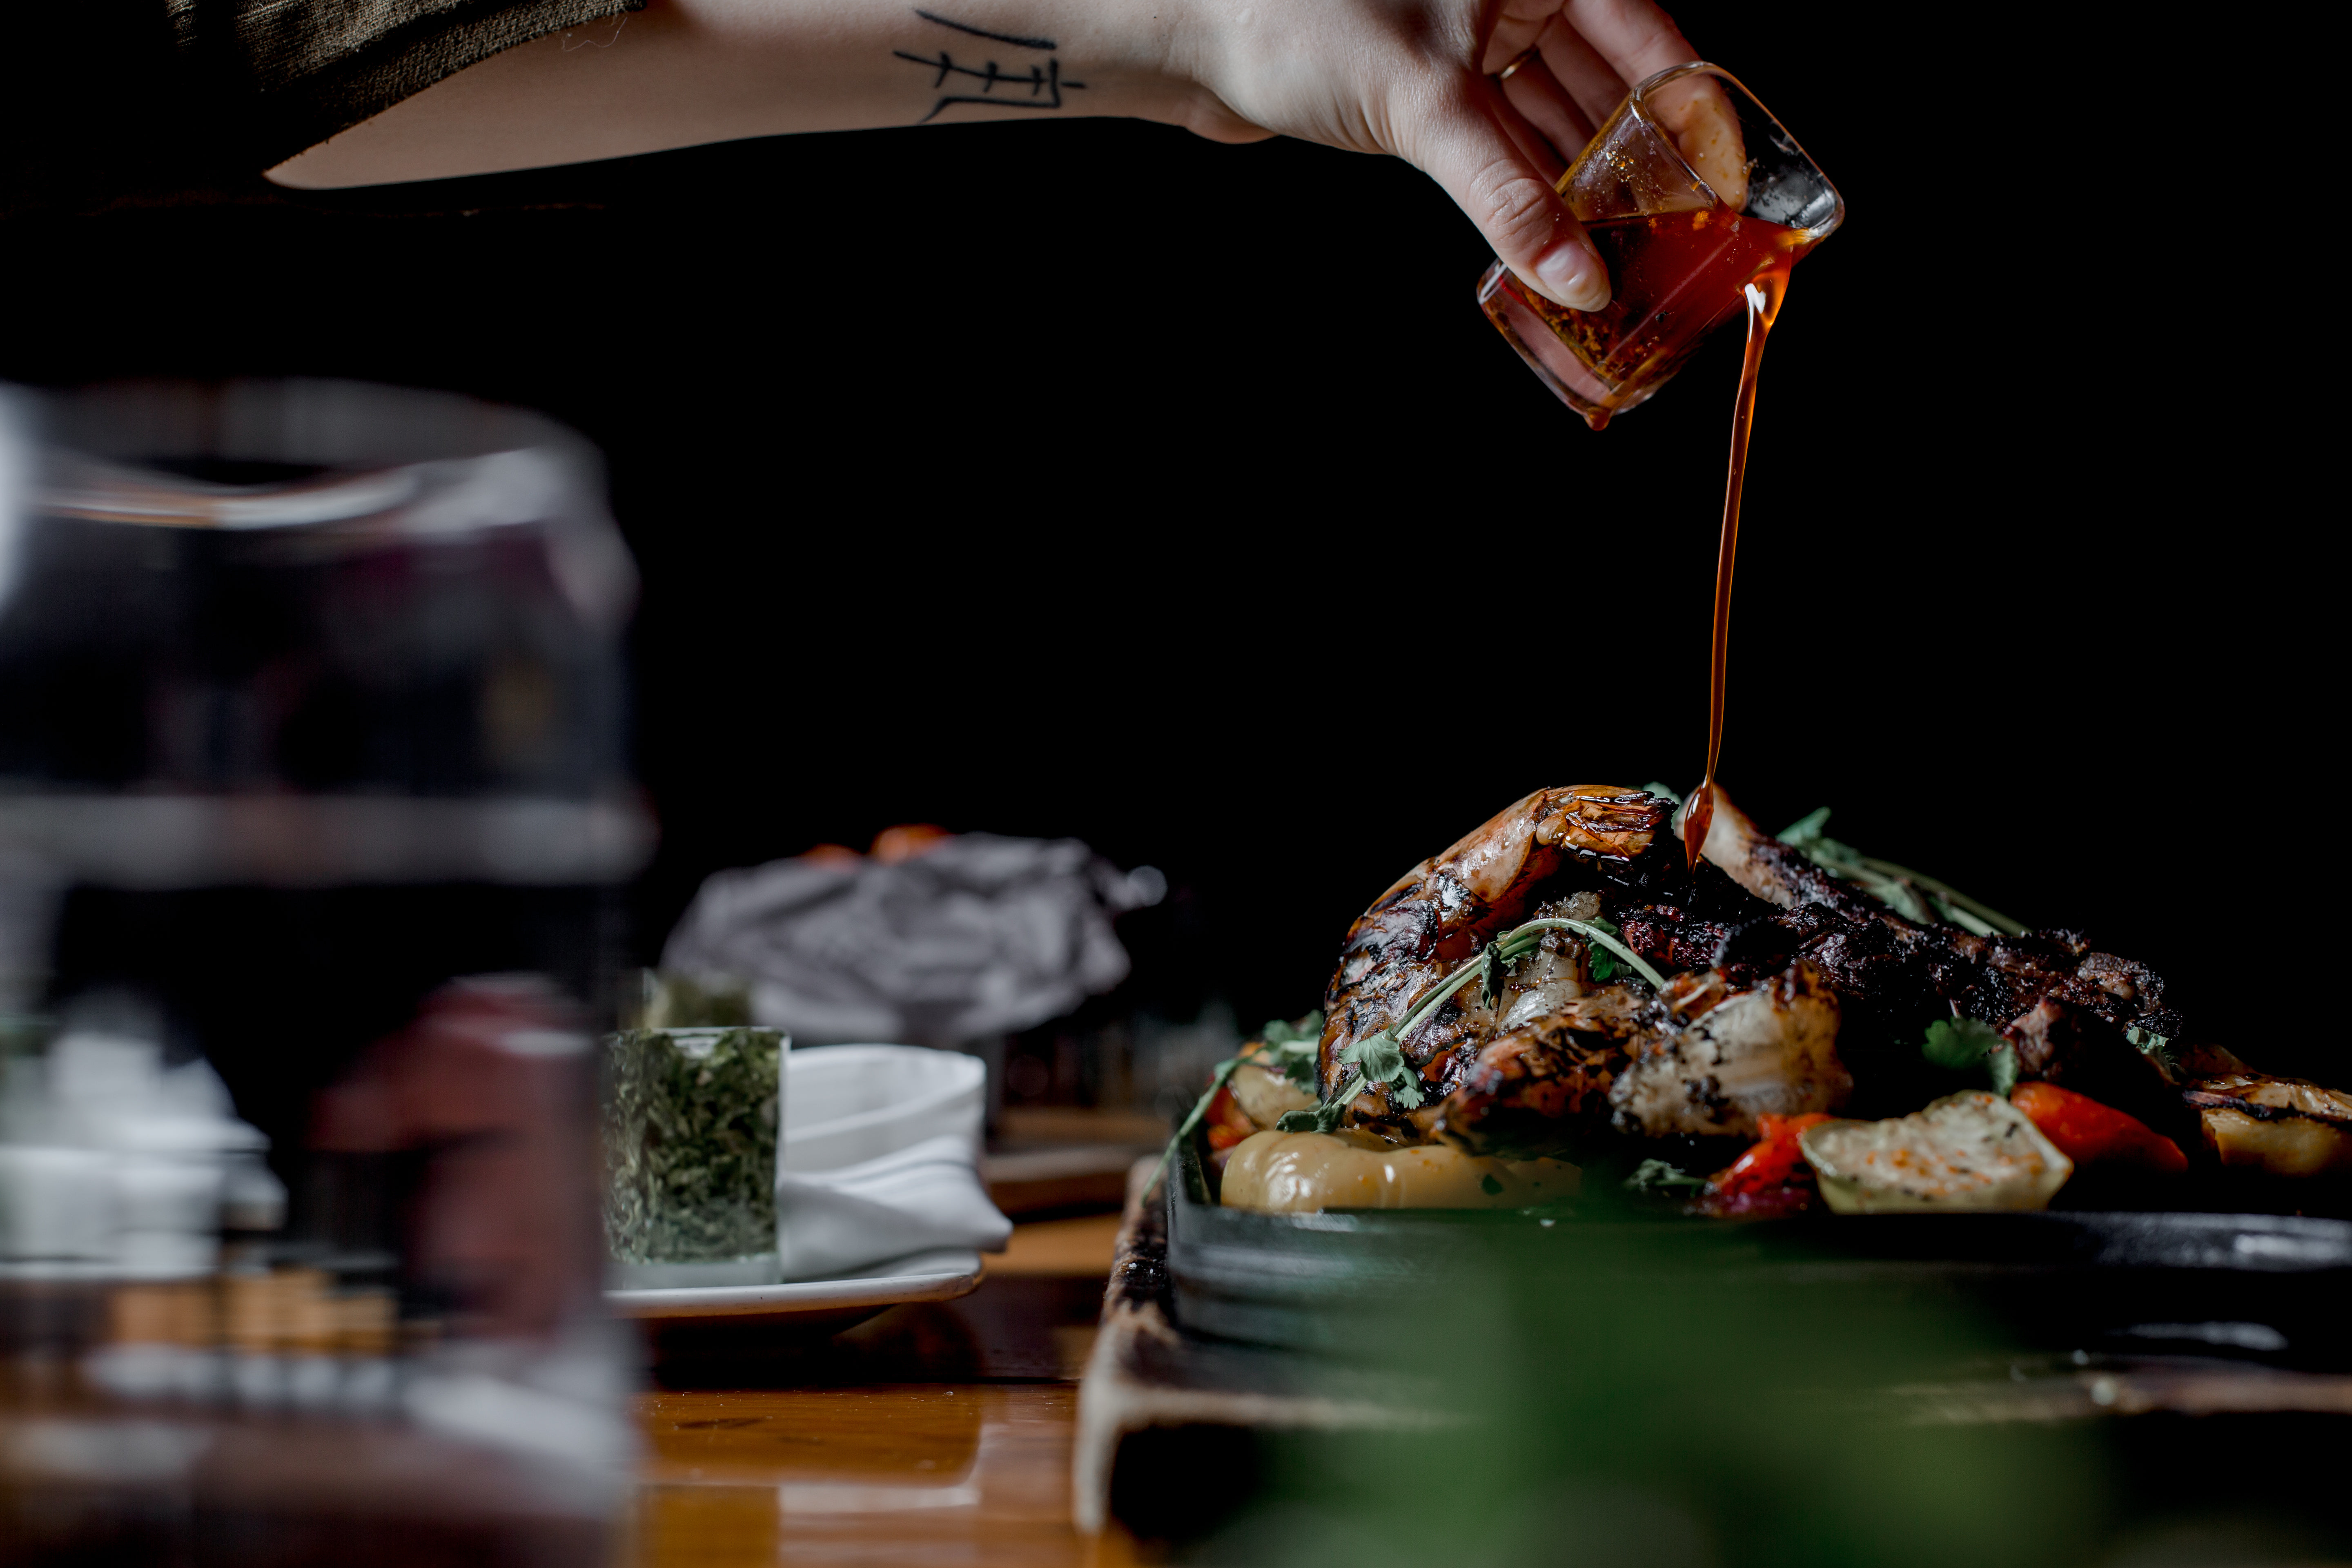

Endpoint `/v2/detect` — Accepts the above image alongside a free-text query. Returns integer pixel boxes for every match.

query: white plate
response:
[606,1247,985,1326]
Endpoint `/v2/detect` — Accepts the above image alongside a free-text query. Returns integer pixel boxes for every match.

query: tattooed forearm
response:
[893,10,1087,122]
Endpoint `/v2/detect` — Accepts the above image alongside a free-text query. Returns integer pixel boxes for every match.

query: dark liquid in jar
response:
[1512,208,1809,431]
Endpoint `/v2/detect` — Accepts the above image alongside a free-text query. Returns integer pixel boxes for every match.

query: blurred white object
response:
[783,1042,985,1171]
[0,1030,278,1274]
[662,834,1164,1047]
[774,1045,1008,1281]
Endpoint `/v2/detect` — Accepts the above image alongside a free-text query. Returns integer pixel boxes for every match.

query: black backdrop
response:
[0,6,2328,1067]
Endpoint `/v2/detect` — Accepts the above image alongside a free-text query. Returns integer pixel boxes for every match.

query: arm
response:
[268,0,1699,312]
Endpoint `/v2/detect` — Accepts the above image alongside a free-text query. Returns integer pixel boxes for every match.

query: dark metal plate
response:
[1164,1135,2352,1366]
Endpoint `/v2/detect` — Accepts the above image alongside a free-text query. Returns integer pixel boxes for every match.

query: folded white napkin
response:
[775,1133,1011,1281]
[773,1045,1011,1281]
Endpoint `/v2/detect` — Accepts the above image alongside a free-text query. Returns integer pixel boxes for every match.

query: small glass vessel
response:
[603,1025,786,1286]
[1477,62,1844,427]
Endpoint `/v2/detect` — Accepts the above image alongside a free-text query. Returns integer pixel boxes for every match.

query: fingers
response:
[1492,93,1568,187]
[1408,76,1609,310]
[1497,44,1595,169]
[1561,0,1699,90]
[1534,13,1632,130]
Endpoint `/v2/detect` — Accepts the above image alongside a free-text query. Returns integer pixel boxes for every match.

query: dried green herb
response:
[630,969,755,1029]
[603,1027,782,1264]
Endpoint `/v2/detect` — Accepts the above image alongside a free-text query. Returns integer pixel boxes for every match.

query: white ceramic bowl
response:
[782,1045,985,1173]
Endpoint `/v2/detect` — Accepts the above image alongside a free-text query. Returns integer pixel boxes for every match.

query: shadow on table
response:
[641,1275,1106,1390]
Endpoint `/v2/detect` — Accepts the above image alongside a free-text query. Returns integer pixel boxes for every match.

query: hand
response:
[1155,0,1698,310]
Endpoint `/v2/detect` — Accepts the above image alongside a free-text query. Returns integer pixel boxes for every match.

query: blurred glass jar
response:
[0,380,649,1103]
[0,383,648,1525]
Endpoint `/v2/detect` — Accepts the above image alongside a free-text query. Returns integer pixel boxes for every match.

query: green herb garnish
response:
[1779,808,2027,937]
[1921,1016,2017,1096]
[1261,1013,1325,1091]
[1271,917,1666,1139]
[2124,1025,2178,1075]
[1153,1011,1324,1189]
[1625,1159,1706,1193]
[1584,915,1625,982]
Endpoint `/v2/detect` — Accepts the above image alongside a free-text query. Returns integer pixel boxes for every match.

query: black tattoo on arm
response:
[893,9,1088,122]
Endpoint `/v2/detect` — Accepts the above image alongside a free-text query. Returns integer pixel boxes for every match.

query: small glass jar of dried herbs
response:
[603,1026,784,1279]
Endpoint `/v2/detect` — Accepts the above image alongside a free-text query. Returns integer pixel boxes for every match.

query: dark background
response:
[0,6,2326,1065]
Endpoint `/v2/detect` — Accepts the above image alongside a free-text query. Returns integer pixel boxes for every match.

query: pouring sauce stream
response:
[1682,260,1791,870]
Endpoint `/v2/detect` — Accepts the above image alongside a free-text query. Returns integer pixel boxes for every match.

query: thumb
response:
[1410,79,1609,312]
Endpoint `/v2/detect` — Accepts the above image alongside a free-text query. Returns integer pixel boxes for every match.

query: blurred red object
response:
[1204,1082,1257,1174]
[1692,1111,1834,1218]
[310,977,600,1343]
[2011,1082,2187,1173]
[870,824,952,864]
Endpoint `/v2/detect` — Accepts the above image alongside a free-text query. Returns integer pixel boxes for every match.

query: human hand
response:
[1154,0,1699,311]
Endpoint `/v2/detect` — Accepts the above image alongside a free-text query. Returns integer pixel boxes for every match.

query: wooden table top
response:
[630,1215,1130,1568]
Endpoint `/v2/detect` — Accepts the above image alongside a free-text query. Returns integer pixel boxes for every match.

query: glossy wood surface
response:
[630,1218,1131,1567]
[634,1384,1136,1567]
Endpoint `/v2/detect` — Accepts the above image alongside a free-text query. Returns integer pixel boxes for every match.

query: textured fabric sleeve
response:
[1,0,640,216]
[171,0,643,166]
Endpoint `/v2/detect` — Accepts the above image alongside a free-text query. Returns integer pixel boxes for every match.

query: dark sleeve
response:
[2,0,640,217]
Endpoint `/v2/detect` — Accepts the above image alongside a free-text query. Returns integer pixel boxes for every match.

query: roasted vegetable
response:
[1798,1091,2072,1215]
[2009,1082,2185,1173]
[1204,1081,1258,1160]
[2183,1072,2352,1177]
[1218,1130,1578,1214]
[1694,1111,1834,1216]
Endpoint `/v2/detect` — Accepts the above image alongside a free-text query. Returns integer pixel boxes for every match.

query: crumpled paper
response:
[662,834,1163,1047]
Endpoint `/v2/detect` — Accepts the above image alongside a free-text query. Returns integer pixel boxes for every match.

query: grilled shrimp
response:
[1684,781,1879,919]
[1318,786,1670,1145]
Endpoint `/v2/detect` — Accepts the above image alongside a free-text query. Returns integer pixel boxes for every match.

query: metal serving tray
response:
[1163,1133,2352,1367]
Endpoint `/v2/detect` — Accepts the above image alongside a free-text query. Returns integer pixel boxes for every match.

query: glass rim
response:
[1621,60,1845,244]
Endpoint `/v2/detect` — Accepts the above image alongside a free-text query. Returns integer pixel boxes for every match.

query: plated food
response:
[1195,782,2351,1217]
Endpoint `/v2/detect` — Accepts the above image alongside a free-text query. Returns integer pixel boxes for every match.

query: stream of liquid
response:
[1680,260,1792,870]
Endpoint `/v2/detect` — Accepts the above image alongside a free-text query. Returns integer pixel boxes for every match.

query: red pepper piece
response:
[1204,1082,1256,1153]
[2010,1081,2187,1173]
[1691,1112,1837,1215]
[1710,1111,1835,1199]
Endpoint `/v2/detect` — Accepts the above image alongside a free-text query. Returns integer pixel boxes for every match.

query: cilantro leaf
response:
[1583,915,1624,982]
[1261,1010,1323,1049]
[1922,1016,2005,1071]
[1922,1016,2018,1093]
[1625,1159,1706,1193]
[2123,1024,2176,1071]
[1338,1031,1425,1111]
[1987,1042,2019,1098]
